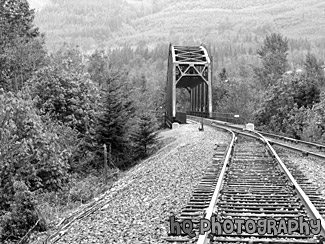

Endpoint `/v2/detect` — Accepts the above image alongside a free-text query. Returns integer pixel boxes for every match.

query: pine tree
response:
[96,72,134,167]
[254,33,289,89]
[131,111,158,159]
[0,0,46,91]
[0,0,40,42]
[87,50,111,87]
[219,68,228,82]
[304,53,325,88]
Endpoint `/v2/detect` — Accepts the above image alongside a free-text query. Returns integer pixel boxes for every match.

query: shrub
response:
[0,181,46,243]
[0,91,78,242]
[26,65,101,136]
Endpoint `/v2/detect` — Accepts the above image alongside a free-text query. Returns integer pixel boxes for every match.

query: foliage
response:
[26,65,101,135]
[0,181,43,243]
[32,0,325,58]
[0,91,79,242]
[0,0,39,42]
[87,50,111,87]
[300,110,323,142]
[292,75,320,109]
[95,71,135,168]
[213,79,258,123]
[253,33,324,138]
[254,33,289,89]
[130,111,159,159]
[303,53,325,89]
[0,0,46,92]
[0,92,74,192]
[284,96,325,142]
[302,92,325,142]
[254,72,321,137]
[218,68,228,82]
[50,44,85,74]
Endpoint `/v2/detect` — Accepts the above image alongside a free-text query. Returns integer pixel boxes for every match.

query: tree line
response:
[1,0,325,242]
[0,1,162,242]
[212,33,325,142]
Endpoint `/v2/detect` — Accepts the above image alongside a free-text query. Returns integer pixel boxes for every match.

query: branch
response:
[18,219,40,244]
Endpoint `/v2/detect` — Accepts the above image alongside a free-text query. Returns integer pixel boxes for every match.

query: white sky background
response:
[27,0,51,10]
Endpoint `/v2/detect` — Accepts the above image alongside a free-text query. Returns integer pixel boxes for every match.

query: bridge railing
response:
[187,111,242,124]
[187,111,209,118]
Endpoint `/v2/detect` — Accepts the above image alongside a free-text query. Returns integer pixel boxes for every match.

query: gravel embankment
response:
[45,123,229,244]
[276,147,325,198]
[268,137,325,157]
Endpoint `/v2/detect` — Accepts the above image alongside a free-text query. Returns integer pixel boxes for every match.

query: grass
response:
[36,169,119,229]
[33,132,168,231]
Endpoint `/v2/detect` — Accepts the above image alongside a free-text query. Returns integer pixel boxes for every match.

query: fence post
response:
[103,144,108,182]
[108,143,112,168]
[200,117,204,131]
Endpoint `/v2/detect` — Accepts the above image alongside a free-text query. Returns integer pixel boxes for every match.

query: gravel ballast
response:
[49,123,229,244]
[276,148,325,198]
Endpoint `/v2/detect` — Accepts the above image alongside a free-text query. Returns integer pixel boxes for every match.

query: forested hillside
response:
[28,0,325,83]
[30,0,325,53]
[0,1,162,243]
[1,1,325,243]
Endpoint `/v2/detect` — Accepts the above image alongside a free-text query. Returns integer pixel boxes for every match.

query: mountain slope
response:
[29,0,325,52]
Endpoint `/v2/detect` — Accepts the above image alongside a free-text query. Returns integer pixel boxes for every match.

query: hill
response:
[29,0,325,54]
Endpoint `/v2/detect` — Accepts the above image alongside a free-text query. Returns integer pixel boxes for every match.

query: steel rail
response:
[188,116,325,242]
[251,130,325,237]
[188,115,325,160]
[189,117,325,242]
[268,139,325,160]
[188,114,325,153]
[196,126,236,244]
[257,130,325,151]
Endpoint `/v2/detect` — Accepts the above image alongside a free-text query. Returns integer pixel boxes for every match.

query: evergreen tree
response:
[0,0,46,92]
[218,68,228,82]
[130,111,158,159]
[304,53,325,88]
[87,50,111,87]
[50,44,85,74]
[0,0,39,42]
[96,72,134,167]
[254,33,289,89]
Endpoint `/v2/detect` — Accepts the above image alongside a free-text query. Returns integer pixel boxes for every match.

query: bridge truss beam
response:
[166,44,213,123]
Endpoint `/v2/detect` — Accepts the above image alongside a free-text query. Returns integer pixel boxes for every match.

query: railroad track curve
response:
[166,120,325,244]
[187,115,325,160]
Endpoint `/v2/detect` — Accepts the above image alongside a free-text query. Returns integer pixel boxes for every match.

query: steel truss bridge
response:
[165,44,213,126]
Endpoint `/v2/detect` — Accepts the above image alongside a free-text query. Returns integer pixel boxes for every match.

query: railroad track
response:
[187,115,325,160]
[166,121,325,244]
[257,131,325,153]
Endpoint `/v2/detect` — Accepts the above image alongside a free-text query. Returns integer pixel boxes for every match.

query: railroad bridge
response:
[165,44,213,126]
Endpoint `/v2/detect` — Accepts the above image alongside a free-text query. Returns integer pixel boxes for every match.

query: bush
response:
[254,73,321,134]
[0,181,46,243]
[0,92,72,193]
[0,91,79,242]
[26,65,101,135]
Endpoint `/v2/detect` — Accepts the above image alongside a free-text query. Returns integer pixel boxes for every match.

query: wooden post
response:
[103,144,108,182]
[108,143,112,168]
[199,117,204,131]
